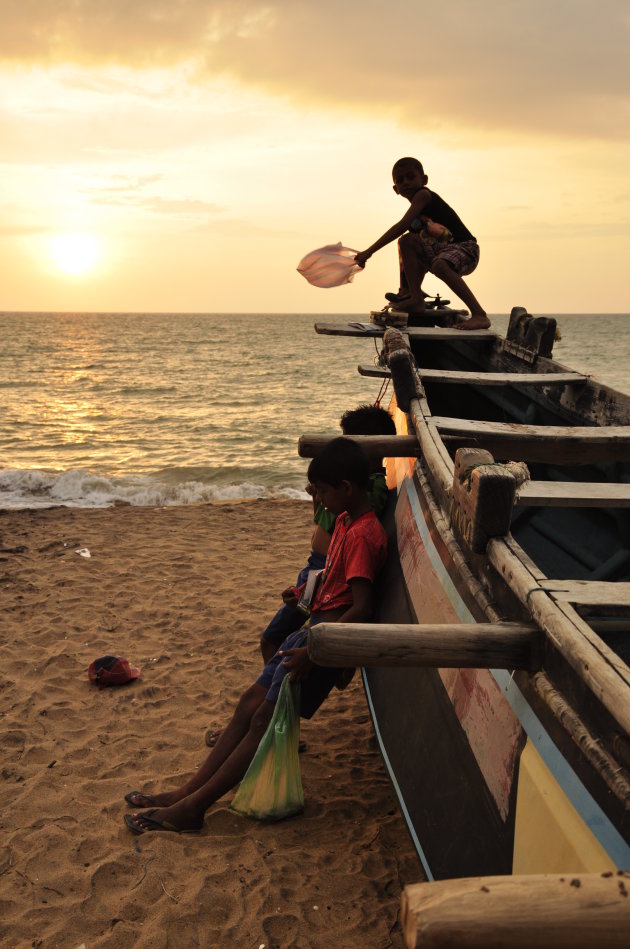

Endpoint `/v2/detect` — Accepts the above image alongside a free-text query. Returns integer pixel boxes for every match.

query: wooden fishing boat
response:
[301,306,630,940]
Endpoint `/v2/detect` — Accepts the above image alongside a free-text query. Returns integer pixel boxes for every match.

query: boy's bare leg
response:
[397,234,428,311]
[206,639,277,746]
[430,259,490,330]
[127,682,269,810]
[129,693,275,832]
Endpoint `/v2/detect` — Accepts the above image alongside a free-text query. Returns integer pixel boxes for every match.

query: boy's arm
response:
[355,189,431,267]
[279,577,374,681]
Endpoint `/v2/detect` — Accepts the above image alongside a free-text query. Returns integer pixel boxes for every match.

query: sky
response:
[1,0,629,315]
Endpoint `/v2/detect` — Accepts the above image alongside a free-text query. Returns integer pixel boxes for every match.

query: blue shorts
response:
[256,620,341,719]
[261,551,327,649]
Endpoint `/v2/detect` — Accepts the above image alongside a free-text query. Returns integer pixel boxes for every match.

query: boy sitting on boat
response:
[259,403,395,664]
[354,157,490,331]
[202,402,395,748]
[124,437,388,836]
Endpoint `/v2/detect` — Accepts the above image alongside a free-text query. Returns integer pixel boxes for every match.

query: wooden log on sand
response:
[401,872,630,948]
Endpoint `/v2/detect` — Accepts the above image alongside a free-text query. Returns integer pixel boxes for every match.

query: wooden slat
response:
[401,873,630,949]
[307,622,542,671]
[518,481,630,508]
[358,365,587,385]
[298,433,419,458]
[539,580,630,609]
[434,417,630,463]
[315,322,497,340]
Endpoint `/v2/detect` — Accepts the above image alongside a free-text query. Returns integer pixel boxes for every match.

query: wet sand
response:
[0,500,421,948]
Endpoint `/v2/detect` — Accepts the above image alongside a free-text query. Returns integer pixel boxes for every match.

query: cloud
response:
[82,177,224,215]
[1,1,629,140]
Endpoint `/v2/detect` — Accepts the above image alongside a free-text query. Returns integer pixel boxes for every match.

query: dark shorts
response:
[256,622,341,719]
[407,235,480,277]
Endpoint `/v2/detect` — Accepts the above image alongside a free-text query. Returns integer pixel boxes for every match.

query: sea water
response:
[0,311,628,509]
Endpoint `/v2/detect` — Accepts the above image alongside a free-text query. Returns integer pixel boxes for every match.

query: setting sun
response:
[50,232,101,276]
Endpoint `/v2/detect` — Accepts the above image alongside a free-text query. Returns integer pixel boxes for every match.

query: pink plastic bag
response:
[297,242,362,288]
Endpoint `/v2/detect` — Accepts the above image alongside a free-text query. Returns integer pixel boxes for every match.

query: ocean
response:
[1,311,628,509]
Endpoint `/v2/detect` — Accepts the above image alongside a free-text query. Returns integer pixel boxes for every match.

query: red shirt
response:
[311,509,387,614]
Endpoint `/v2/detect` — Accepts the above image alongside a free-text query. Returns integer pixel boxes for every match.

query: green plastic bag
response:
[231,676,304,821]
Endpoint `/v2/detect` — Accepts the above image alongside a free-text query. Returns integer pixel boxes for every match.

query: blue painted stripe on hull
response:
[361,667,435,881]
[492,668,630,867]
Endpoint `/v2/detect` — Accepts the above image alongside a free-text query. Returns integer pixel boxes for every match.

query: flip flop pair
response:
[124,808,203,836]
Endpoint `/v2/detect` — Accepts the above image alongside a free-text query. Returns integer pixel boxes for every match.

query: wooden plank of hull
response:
[364,665,519,878]
[517,481,630,507]
[434,417,630,463]
[389,461,630,869]
[359,365,587,386]
[364,488,521,877]
[394,478,526,827]
[401,872,630,948]
[315,322,497,340]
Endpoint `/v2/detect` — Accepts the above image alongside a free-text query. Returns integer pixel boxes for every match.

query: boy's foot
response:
[393,295,426,315]
[385,289,427,304]
[455,315,491,331]
[124,806,203,836]
[385,290,411,304]
[124,789,181,808]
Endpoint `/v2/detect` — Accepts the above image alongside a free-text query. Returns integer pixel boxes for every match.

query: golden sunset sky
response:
[1,1,628,314]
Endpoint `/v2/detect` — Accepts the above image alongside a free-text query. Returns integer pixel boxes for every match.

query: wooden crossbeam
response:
[434,417,630,463]
[298,433,419,458]
[401,873,630,949]
[539,580,630,610]
[518,481,630,508]
[307,622,542,671]
[358,365,587,386]
[315,322,497,340]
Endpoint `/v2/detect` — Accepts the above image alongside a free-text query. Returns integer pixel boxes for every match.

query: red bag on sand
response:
[297,242,362,288]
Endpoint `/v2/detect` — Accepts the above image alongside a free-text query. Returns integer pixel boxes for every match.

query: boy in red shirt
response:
[124,437,388,835]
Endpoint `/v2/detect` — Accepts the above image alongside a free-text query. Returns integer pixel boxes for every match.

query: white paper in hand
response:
[297,242,362,288]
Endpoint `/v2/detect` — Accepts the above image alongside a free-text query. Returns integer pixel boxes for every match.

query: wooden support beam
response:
[517,481,630,508]
[298,433,419,458]
[540,580,630,612]
[315,322,497,340]
[307,622,542,671]
[359,365,587,385]
[401,872,630,949]
[435,417,630,464]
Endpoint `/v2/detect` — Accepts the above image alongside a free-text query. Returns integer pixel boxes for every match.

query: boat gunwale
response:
[398,333,630,743]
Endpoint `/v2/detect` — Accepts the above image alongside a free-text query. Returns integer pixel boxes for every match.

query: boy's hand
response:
[354,251,371,268]
[278,645,313,682]
[282,587,299,607]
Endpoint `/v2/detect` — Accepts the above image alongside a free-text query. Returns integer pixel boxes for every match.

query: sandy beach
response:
[0,499,421,948]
